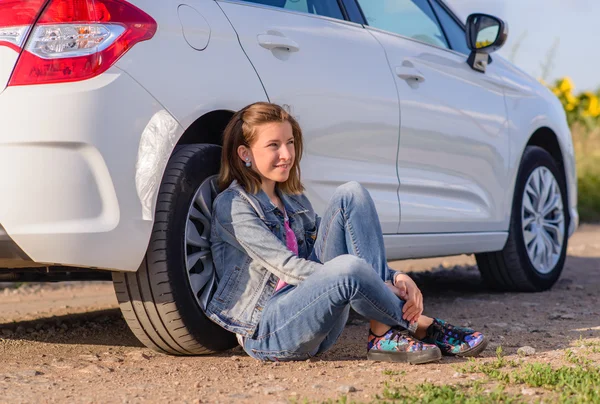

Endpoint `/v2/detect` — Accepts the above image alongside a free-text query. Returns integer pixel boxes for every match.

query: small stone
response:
[21,370,43,377]
[338,385,357,394]
[489,322,508,328]
[126,351,151,361]
[453,372,466,378]
[517,346,536,356]
[312,384,323,389]
[79,364,112,374]
[194,381,201,388]
[267,373,276,380]
[174,381,180,386]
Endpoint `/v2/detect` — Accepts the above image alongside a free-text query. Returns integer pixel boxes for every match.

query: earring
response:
[245,157,251,168]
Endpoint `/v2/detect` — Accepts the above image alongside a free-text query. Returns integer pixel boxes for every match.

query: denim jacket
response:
[206,180,322,337]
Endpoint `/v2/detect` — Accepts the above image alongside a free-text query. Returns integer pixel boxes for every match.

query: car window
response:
[239,0,344,20]
[430,0,470,55]
[356,0,448,49]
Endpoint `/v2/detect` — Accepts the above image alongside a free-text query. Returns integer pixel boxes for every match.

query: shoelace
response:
[429,321,470,344]
[388,327,423,349]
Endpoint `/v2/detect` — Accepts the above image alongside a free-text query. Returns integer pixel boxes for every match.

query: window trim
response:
[429,0,474,55]
[426,0,452,52]
[217,0,353,23]
[341,0,366,24]
[432,0,467,30]
[352,0,452,51]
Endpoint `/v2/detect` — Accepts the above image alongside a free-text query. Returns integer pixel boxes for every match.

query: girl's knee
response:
[327,255,374,279]
[334,181,368,200]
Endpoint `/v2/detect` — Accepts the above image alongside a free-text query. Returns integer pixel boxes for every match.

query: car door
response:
[356,0,511,234]
[217,0,402,233]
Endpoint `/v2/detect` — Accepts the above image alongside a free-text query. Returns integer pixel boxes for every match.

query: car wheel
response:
[112,144,237,354]
[476,146,569,292]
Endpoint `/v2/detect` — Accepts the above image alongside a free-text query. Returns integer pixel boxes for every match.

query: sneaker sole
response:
[455,336,489,358]
[367,348,442,365]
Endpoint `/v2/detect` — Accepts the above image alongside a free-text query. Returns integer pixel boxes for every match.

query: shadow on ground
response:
[0,308,143,348]
[1,255,598,358]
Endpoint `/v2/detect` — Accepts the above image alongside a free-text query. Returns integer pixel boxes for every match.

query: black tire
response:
[476,146,569,292]
[112,144,237,355]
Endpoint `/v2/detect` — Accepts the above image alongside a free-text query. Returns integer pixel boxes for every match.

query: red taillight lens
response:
[7,0,156,86]
[0,0,48,52]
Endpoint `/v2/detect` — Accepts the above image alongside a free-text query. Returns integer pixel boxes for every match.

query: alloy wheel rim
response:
[521,167,565,274]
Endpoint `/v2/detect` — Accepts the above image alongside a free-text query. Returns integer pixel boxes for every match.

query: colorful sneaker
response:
[423,318,488,357]
[367,327,441,364]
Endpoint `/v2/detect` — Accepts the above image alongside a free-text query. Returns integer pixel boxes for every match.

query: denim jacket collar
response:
[230,180,309,217]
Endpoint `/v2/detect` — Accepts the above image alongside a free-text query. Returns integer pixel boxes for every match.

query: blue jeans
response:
[243,182,411,361]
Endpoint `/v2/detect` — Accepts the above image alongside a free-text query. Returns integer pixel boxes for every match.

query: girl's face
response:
[239,121,295,187]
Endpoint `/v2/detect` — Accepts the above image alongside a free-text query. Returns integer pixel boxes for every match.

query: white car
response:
[0,0,578,355]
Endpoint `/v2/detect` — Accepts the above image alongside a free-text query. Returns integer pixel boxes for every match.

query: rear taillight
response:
[4,0,156,86]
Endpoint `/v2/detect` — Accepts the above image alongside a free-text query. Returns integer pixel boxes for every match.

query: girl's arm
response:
[213,192,322,285]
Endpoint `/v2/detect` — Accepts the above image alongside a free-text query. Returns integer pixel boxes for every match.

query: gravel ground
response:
[0,225,599,403]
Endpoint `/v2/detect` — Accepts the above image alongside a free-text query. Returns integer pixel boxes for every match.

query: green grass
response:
[302,345,600,404]
[377,382,519,404]
[455,345,600,403]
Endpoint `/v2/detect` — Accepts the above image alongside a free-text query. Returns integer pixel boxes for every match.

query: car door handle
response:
[395,66,425,83]
[257,34,300,52]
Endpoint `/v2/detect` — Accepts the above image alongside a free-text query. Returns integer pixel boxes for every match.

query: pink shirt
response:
[275,211,298,292]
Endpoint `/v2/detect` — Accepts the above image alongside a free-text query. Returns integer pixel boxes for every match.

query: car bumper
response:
[0,68,181,271]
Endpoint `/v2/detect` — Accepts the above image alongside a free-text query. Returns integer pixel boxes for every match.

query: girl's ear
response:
[237,145,250,163]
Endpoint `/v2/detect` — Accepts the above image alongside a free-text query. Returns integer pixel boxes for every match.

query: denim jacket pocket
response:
[303,225,318,257]
[213,265,243,306]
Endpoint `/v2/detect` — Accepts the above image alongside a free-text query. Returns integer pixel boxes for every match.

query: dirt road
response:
[1,225,599,403]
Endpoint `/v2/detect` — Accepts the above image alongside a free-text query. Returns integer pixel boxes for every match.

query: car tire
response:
[112,144,237,355]
[476,146,569,292]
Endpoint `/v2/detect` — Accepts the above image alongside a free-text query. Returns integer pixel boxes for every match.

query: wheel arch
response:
[176,109,235,147]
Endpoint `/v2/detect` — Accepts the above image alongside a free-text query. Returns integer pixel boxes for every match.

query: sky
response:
[445,0,600,92]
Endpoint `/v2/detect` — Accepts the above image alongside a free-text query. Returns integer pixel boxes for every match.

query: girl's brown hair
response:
[218,102,305,195]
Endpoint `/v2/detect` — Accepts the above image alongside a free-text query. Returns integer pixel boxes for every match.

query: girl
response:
[206,102,488,363]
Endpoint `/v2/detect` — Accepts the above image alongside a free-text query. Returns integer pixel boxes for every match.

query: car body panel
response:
[218,0,402,233]
[0,68,167,271]
[367,29,511,234]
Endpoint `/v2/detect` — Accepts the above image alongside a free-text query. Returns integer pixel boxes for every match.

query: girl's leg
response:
[306,182,409,353]
[243,255,439,363]
[308,181,391,281]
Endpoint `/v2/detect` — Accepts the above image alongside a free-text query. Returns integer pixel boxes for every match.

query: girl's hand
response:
[393,273,423,324]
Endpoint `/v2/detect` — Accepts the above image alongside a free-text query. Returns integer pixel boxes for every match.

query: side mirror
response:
[465,13,508,73]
